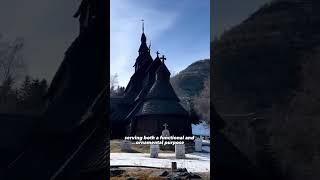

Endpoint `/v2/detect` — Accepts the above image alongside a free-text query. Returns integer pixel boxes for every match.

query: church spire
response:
[141,19,146,43]
[139,19,148,54]
[142,19,144,33]
[135,19,153,72]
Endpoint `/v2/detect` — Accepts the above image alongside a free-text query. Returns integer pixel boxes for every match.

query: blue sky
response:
[111,0,210,87]
[0,0,270,85]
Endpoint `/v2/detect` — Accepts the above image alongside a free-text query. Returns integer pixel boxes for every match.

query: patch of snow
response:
[202,146,210,153]
[190,152,210,159]
[110,153,210,172]
[192,122,210,137]
[202,139,210,145]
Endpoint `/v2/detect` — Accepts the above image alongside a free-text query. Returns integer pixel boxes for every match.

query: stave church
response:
[110,23,192,139]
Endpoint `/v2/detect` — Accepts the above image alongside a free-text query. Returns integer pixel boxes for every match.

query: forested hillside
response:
[171,59,210,98]
[212,0,319,179]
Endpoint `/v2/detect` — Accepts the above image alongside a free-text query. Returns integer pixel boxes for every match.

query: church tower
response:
[123,20,153,103]
[133,20,153,72]
[111,23,192,139]
[129,56,192,136]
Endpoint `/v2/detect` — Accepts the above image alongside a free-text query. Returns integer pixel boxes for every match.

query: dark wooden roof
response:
[133,52,153,67]
[134,32,152,68]
[134,78,152,102]
[146,56,162,73]
[147,62,175,98]
[155,63,171,78]
[134,56,162,102]
[110,104,130,123]
[138,32,148,53]
[136,99,188,116]
[111,33,190,130]
[146,80,179,101]
[135,63,188,116]
[123,72,144,103]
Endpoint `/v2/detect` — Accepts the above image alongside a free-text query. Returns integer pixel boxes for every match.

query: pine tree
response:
[116,86,125,96]
[0,75,14,104]
[0,75,18,112]
[40,79,48,96]
[18,76,47,113]
[189,102,201,124]
[19,75,31,102]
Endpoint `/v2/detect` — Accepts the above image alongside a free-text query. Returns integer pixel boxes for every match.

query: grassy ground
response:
[110,167,210,180]
[110,168,166,180]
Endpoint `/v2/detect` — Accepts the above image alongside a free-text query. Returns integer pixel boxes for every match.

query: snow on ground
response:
[202,139,210,145]
[202,146,210,153]
[110,152,210,172]
[192,122,210,137]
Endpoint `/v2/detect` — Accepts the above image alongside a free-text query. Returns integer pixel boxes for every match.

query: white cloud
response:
[110,0,179,87]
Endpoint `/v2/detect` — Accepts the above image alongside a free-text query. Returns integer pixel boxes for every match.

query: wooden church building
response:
[110,24,192,139]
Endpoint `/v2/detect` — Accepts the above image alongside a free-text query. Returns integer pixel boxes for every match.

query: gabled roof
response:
[146,80,179,101]
[145,55,162,73]
[133,53,153,67]
[155,63,171,78]
[134,62,188,117]
[123,71,144,103]
[145,63,179,101]
[136,99,188,116]
[134,57,162,102]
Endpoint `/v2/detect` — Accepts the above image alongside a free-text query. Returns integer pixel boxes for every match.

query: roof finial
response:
[141,19,144,33]
[160,55,167,63]
[140,19,146,43]
[156,51,160,58]
[163,123,168,130]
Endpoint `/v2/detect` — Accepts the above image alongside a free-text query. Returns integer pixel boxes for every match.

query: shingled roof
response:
[134,56,162,102]
[136,99,188,116]
[145,54,162,73]
[145,63,179,101]
[136,63,188,116]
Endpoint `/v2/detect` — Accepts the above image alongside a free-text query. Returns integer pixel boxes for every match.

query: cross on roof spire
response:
[156,51,160,57]
[160,55,166,63]
[141,19,144,33]
[163,123,168,130]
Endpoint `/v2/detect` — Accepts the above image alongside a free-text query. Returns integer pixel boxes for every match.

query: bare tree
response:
[0,37,25,86]
[110,73,119,96]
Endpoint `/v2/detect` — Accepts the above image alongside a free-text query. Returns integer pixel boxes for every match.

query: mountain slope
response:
[171,59,210,98]
[212,0,319,179]
[213,0,316,110]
